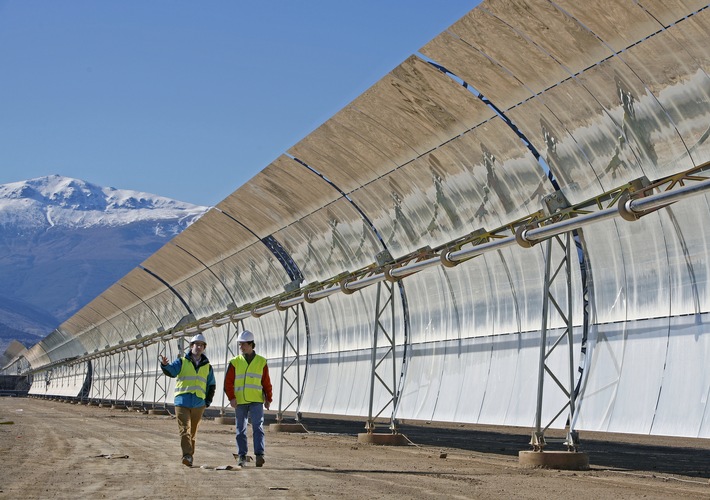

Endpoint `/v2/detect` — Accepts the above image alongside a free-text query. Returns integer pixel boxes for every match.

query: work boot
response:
[255,454,265,467]
[237,455,247,467]
[182,454,193,467]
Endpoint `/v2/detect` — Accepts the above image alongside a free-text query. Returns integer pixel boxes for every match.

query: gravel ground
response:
[1,397,709,499]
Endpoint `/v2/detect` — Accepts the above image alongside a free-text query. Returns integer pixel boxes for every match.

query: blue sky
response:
[0,1,480,207]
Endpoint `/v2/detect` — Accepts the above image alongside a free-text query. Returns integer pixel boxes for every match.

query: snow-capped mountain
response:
[0,174,206,233]
[0,175,209,354]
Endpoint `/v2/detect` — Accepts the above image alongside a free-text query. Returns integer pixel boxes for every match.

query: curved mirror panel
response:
[638,0,709,26]
[483,0,612,74]
[421,32,528,112]
[552,0,660,51]
[273,199,383,283]
[449,7,569,95]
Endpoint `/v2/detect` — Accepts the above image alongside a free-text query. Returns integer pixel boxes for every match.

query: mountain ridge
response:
[0,175,209,355]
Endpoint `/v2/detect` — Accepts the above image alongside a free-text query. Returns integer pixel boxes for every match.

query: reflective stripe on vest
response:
[175,357,209,400]
[230,355,267,404]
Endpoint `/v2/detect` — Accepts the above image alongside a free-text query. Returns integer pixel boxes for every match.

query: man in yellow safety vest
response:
[224,329,272,467]
[160,333,216,467]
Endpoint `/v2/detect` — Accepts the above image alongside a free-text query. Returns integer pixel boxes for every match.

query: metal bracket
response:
[530,430,547,452]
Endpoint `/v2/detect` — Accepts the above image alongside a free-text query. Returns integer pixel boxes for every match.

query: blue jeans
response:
[235,402,265,456]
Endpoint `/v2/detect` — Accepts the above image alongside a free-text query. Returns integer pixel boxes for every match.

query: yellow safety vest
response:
[231,355,267,404]
[175,357,210,400]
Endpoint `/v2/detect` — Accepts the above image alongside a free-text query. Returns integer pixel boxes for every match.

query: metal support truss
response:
[365,280,401,434]
[113,350,128,407]
[131,346,145,410]
[71,363,80,399]
[275,304,309,423]
[99,355,112,405]
[219,319,243,415]
[152,341,170,411]
[531,231,580,452]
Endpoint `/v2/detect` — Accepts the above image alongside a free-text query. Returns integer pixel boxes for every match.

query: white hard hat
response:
[237,330,254,343]
[189,333,207,345]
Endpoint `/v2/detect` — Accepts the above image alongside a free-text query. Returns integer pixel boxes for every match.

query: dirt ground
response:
[1,397,709,499]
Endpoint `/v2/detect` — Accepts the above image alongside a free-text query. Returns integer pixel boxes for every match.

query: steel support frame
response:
[152,341,170,410]
[99,355,112,405]
[275,304,309,423]
[131,346,146,410]
[531,231,579,451]
[71,363,80,399]
[365,280,400,434]
[219,319,242,414]
[114,350,127,406]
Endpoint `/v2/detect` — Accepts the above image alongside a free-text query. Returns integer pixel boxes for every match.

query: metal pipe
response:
[305,286,341,301]
[629,177,710,212]
[524,177,710,244]
[389,258,439,279]
[348,273,386,290]
[277,296,304,309]
[448,235,517,262]
[253,303,277,316]
[232,311,251,321]
[522,208,617,244]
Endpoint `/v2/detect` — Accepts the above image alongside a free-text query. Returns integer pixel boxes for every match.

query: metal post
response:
[276,304,308,424]
[532,237,553,451]
[366,289,379,433]
[131,346,145,411]
[530,231,581,452]
[114,350,127,408]
[218,319,241,420]
[152,341,170,413]
[564,231,580,451]
[364,280,399,434]
[99,355,112,407]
